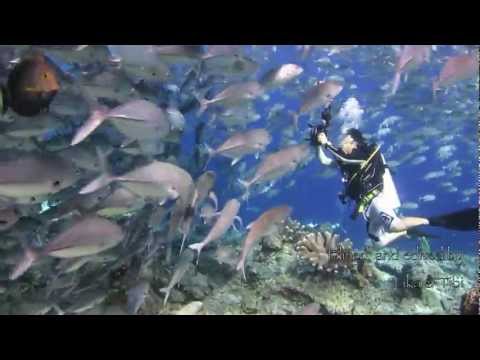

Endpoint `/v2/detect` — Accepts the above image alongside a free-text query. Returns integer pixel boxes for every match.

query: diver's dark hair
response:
[345,128,366,145]
[344,128,372,156]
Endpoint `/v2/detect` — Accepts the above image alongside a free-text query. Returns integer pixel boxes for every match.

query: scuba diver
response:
[309,105,478,248]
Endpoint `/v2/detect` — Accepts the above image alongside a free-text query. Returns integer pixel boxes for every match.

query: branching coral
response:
[295,231,354,272]
[280,219,310,243]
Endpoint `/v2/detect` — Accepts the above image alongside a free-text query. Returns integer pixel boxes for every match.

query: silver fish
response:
[204,128,271,166]
[159,249,194,305]
[197,81,265,115]
[80,161,194,207]
[238,143,312,199]
[0,152,78,205]
[236,205,292,280]
[127,280,150,315]
[259,63,303,89]
[10,216,124,280]
[188,199,241,263]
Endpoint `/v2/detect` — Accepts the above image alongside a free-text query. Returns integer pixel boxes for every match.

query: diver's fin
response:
[427,207,478,231]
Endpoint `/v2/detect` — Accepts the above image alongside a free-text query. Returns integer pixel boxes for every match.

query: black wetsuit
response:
[325,143,386,205]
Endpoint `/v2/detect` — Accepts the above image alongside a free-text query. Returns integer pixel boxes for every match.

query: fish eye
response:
[43,73,48,79]
[30,197,36,202]
[53,180,61,187]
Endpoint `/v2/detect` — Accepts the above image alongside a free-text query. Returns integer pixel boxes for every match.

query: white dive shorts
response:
[363,168,404,246]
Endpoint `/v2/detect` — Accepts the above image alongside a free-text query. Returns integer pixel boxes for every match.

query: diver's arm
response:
[317,145,335,166]
[324,144,365,165]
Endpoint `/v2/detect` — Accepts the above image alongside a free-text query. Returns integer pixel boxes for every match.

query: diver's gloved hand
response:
[309,125,328,147]
[309,126,320,146]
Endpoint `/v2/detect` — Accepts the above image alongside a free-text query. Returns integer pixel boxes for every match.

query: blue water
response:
[180,45,478,254]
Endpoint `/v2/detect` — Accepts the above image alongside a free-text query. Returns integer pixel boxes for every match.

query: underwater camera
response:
[307,104,333,145]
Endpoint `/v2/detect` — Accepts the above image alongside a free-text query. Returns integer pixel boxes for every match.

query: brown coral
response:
[460,286,479,315]
[295,231,354,273]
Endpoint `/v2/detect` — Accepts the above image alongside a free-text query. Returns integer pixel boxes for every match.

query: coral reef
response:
[2,217,475,316]
[294,230,354,273]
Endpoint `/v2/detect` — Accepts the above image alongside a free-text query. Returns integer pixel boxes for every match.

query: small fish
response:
[423,170,446,181]
[3,51,60,116]
[0,151,78,205]
[390,45,430,95]
[165,106,185,131]
[80,160,194,208]
[259,64,303,89]
[96,187,144,218]
[419,194,436,202]
[462,188,476,197]
[127,280,150,315]
[71,99,171,151]
[292,79,343,127]
[400,202,419,210]
[204,45,243,58]
[204,128,272,167]
[10,216,124,280]
[433,53,479,95]
[411,155,427,166]
[159,249,194,305]
[189,199,241,264]
[236,205,292,280]
[153,45,204,63]
[201,54,259,77]
[196,81,265,116]
[238,143,312,200]
[199,203,218,225]
[65,289,108,314]
[193,171,216,209]
[437,145,456,161]
[56,257,93,275]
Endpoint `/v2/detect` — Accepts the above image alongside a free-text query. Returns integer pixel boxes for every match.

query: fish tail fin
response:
[238,179,251,201]
[391,72,401,96]
[233,216,244,231]
[202,143,215,169]
[194,94,209,116]
[10,247,38,281]
[188,242,204,266]
[236,259,247,282]
[79,147,115,194]
[52,304,65,315]
[79,173,114,195]
[178,232,188,256]
[71,107,109,146]
[208,191,218,211]
[159,287,171,306]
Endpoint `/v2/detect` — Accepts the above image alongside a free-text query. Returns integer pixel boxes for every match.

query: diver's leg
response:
[390,217,429,232]
[376,230,408,247]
